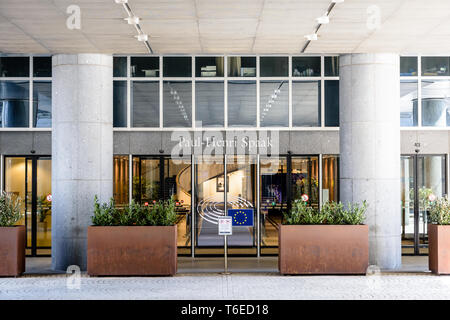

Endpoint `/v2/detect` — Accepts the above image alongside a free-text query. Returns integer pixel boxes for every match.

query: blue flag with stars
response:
[227,209,254,227]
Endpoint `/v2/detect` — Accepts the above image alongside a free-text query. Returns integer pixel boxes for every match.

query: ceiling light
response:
[316,16,329,24]
[332,0,344,3]
[304,34,318,41]
[125,16,140,25]
[135,34,148,41]
[114,0,128,4]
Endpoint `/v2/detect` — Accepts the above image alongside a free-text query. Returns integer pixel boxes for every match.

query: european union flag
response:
[227,209,254,227]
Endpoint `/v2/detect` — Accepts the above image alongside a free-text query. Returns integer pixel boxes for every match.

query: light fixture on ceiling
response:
[304,34,318,41]
[114,0,128,4]
[332,0,344,3]
[316,16,329,24]
[125,16,140,25]
[135,34,148,41]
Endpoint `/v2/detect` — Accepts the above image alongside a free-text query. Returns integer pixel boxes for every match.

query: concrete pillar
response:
[339,53,401,269]
[51,54,113,271]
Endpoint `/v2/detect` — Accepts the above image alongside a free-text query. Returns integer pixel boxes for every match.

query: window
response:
[131,81,159,127]
[113,57,127,77]
[0,81,29,127]
[163,57,192,77]
[292,81,320,127]
[260,57,288,77]
[0,57,29,77]
[33,81,51,128]
[113,81,127,127]
[228,57,256,77]
[163,81,192,127]
[260,81,288,127]
[33,57,52,77]
[130,57,159,77]
[421,80,450,127]
[400,57,418,76]
[292,57,320,77]
[324,56,339,76]
[421,57,450,76]
[228,80,256,127]
[324,80,339,127]
[400,80,418,127]
[195,81,224,127]
[195,57,224,77]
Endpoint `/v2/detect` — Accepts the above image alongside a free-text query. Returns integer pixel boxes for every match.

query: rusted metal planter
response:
[0,225,26,277]
[278,224,369,275]
[428,224,450,275]
[87,225,177,276]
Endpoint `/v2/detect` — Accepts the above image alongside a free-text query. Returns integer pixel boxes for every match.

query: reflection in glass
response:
[163,81,192,127]
[131,81,159,127]
[228,81,256,127]
[133,157,161,203]
[401,156,414,254]
[260,57,288,77]
[113,80,127,127]
[131,57,159,77]
[400,80,418,127]
[196,57,224,77]
[421,56,450,76]
[292,81,320,127]
[292,57,320,77]
[421,80,450,126]
[0,81,29,127]
[228,57,256,77]
[36,158,52,252]
[324,80,339,127]
[291,157,319,208]
[260,81,288,127]
[324,56,339,76]
[260,157,287,254]
[33,57,52,77]
[113,57,127,77]
[400,57,418,76]
[33,81,51,128]
[4,158,26,230]
[195,81,224,127]
[113,155,129,207]
[0,57,29,77]
[163,57,192,77]
[322,155,339,203]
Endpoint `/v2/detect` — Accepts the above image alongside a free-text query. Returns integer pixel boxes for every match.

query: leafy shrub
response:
[283,200,367,225]
[429,196,450,225]
[0,192,22,227]
[91,195,177,226]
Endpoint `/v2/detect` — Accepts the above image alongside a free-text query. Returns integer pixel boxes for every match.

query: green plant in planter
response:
[92,195,119,226]
[429,196,450,225]
[284,200,326,225]
[0,191,22,227]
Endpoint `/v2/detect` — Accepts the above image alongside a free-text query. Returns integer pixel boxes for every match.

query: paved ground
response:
[1,256,448,300]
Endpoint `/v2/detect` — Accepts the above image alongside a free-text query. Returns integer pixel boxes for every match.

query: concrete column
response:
[339,53,401,269]
[51,54,113,271]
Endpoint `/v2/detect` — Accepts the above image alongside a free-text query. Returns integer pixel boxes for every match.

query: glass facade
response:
[227,80,256,127]
[195,81,224,127]
[292,81,320,126]
[131,81,159,127]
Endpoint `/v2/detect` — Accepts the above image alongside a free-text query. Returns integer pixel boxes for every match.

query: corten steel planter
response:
[0,225,26,277]
[278,224,369,275]
[428,224,450,275]
[87,225,177,276]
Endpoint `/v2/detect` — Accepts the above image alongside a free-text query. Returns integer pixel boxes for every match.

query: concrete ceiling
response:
[0,0,450,54]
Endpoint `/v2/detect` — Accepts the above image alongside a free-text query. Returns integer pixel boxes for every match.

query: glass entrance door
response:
[4,156,52,256]
[401,155,446,255]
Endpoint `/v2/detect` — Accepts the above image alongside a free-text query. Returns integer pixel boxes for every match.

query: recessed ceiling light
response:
[114,0,128,4]
[135,34,148,41]
[316,16,329,24]
[332,0,344,3]
[304,34,318,41]
[125,16,140,25]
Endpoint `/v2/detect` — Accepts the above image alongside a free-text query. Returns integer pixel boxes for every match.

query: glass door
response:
[401,155,446,255]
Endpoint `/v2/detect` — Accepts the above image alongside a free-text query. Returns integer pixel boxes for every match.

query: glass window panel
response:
[4,157,26,229]
[33,81,51,128]
[131,81,159,127]
[292,81,321,127]
[130,57,159,77]
[421,80,450,127]
[292,57,320,77]
[400,80,418,127]
[163,81,192,127]
[322,155,339,204]
[324,56,339,76]
[228,80,256,127]
[228,57,256,77]
[113,155,129,207]
[133,157,161,203]
[163,57,192,77]
[0,81,29,127]
[0,57,29,77]
[113,80,127,127]
[400,57,418,76]
[260,57,288,77]
[195,57,224,77]
[33,57,52,77]
[113,57,127,77]
[195,81,224,127]
[260,81,288,127]
[291,156,319,209]
[324,80,339,127]
[421,57,450,76]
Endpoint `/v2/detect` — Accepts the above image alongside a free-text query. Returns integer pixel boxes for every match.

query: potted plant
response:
[428,196,450,274]
[87,196,177,276]
[279,200,369,275]
[0,192,25,277]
